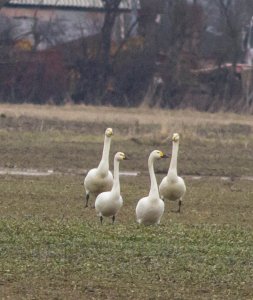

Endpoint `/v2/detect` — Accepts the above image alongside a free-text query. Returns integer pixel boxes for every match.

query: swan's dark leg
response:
[85,192,89,208]
[100,216,103,224]
[112,215,115,224]
[177,199,182,213]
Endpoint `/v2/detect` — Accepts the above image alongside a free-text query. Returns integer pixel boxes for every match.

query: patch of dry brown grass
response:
[1,103,252,130]
[0,104,252,177]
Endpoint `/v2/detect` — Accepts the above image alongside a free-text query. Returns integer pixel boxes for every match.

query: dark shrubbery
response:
[1,0,253,113]
[0,50,68,104]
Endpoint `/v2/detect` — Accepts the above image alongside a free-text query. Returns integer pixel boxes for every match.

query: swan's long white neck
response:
[111,158,120,197]
[97,135,111,176]
[148,155,159,199]
[168,141,179,177]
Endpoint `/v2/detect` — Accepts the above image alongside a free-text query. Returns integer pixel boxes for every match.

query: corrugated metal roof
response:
[8,0,140,10]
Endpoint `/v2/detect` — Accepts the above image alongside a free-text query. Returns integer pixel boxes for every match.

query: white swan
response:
[159,133,186,213]
[95,152,128,224]
[136,150,168,225]
[84,128,113,207]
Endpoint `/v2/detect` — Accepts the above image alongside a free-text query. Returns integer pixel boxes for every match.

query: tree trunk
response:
[100,0,121,82]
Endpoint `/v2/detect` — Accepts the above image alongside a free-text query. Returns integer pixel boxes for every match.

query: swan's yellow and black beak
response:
[160,152,169,159]
[105,128,113,137]
[172,133,180,142]
[123,154,130,160]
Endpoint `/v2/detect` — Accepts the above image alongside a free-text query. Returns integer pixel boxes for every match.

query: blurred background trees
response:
[1,0,253,113]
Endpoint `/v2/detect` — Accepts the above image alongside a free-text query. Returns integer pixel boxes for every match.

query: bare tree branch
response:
[112,17,139,60]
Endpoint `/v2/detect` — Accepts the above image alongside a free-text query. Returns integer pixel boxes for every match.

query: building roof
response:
[6,0,140,11]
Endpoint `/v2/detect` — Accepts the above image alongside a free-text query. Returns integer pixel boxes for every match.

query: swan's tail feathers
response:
[85,192,89,208]
[112,215,115,224]
[100,216,103,224]
[177,198,182,213]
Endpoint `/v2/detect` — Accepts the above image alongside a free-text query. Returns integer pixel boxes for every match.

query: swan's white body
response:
[136,150,167,225]
[84,128,113,207]
[95,152,128,224]
[159,133,186,212]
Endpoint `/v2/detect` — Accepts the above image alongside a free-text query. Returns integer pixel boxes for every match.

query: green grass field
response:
[0,105,253,299]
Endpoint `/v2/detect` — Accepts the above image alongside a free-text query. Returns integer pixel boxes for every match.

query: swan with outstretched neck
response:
[159,133,186,212]
[95,152,128,224]
[84,128,113,207]
[136,150,168,225]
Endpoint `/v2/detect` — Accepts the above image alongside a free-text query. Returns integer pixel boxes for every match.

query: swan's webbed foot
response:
[100,216,103,224]
[112,215,115,224]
